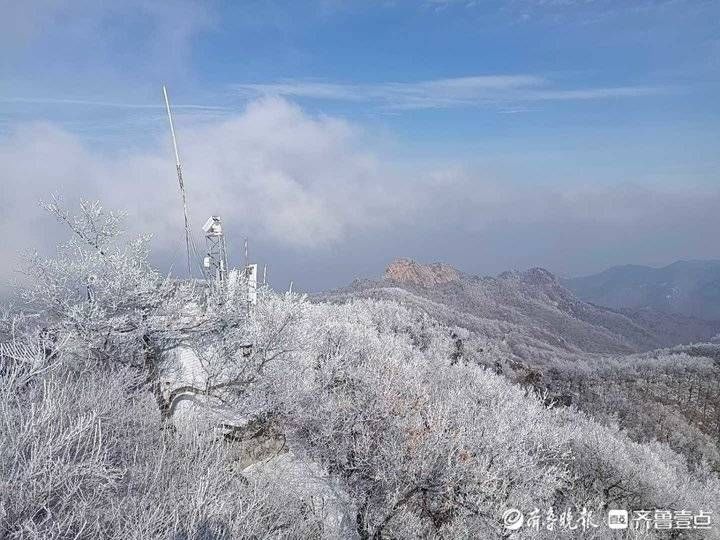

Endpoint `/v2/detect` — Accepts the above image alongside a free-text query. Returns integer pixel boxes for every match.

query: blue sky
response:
[1,0,719,290]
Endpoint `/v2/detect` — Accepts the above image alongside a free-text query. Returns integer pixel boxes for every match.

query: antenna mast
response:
[163,85,193,276]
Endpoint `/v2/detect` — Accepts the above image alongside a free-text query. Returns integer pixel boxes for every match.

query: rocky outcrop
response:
[383,258,461,288]
[325,259,720,355]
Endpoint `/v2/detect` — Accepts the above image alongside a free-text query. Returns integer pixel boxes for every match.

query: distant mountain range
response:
[318,258,720,360]
[562,260,720,321]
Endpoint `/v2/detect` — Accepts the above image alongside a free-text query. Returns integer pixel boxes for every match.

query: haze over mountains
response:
[563,260,720,322]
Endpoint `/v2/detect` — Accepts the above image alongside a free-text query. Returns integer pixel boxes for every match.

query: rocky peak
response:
[499,267,558,286]
[522,267,558,286]
[384,258,461,287]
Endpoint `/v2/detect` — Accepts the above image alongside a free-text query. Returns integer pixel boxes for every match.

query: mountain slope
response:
[563,260,720,321]
[316,259,720,469]
[319,259,720,359]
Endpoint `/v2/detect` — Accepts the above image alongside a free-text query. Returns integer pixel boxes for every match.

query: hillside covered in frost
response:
[2,202,720,539]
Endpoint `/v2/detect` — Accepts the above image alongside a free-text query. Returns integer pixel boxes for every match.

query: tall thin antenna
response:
[244,237,249,267]
[163,85,193,276]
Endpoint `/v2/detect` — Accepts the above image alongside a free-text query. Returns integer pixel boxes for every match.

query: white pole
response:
[163,85,193,277]
[163,86,182,170]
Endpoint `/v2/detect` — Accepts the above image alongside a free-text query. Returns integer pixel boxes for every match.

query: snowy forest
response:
[0,199,719,539]
[4,0,720,537]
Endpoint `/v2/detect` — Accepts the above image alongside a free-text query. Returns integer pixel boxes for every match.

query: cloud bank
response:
[1,97,718,291]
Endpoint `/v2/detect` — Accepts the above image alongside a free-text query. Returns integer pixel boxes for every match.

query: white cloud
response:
[0,98,408,282]
[0,97,226,111]
[0,0,213,52]
[1,97,717,289]
[1,0,215,101]
[235,76,664,110]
